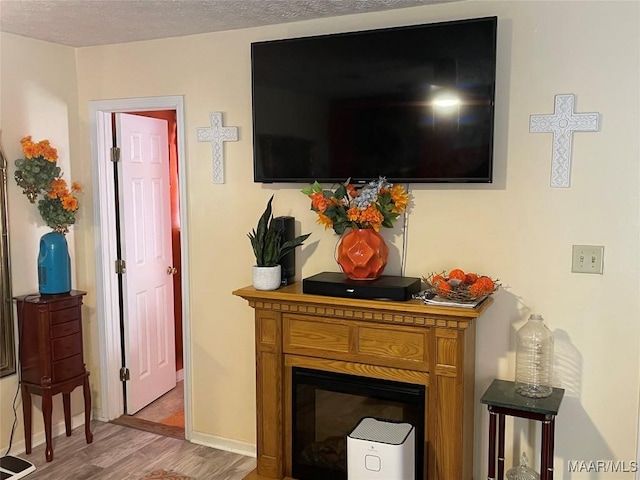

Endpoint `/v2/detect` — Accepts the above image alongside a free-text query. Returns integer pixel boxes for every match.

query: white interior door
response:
[116,113,176,414]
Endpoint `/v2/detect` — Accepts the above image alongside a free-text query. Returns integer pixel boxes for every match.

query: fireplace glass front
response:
[291,367,426,480]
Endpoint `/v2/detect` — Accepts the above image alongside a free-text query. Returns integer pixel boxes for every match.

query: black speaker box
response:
[274,216,295,285]
[303,272,422,301]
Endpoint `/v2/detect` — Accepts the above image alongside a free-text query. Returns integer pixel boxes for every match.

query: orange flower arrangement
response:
[14,136,82,234]
[20,136,58,162]
[302,177,409,235]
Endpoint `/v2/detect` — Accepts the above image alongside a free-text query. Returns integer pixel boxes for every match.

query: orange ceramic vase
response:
[336,228,389,280]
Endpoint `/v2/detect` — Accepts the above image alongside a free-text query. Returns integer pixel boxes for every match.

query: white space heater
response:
[347,417,415,480]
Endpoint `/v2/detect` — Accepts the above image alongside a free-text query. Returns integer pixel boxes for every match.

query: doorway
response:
[89,96,191,440]
[116,111,183,433]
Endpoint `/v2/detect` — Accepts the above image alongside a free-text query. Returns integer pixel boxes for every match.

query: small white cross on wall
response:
[197,112,239,184]
[530,94,600,188]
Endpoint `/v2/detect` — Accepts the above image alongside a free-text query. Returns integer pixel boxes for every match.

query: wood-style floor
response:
[20,420,256,479]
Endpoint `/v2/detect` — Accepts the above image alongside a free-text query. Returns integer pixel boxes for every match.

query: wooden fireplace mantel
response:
[233,282,492,480]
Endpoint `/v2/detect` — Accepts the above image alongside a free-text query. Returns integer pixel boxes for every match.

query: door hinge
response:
[120,367,130,382]
[115,259,126,275]
[110,147,121,163]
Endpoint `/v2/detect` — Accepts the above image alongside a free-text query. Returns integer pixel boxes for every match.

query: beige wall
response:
[2,1,639,478]
[0,33,83,449]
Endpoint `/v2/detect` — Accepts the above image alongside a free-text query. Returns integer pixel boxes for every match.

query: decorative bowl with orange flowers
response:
[422,269,500,303]
[14,136,82,234]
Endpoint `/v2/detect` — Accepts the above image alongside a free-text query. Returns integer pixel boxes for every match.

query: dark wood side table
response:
[15,291,93,462]
[481,379,564,480]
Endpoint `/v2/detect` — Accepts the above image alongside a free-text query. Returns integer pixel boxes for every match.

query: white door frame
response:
[89,96,191,440]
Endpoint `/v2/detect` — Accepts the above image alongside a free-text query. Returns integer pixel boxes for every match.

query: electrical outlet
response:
[571,245,604,274]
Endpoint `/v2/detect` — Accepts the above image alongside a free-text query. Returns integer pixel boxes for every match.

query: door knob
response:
[167,266,177,275]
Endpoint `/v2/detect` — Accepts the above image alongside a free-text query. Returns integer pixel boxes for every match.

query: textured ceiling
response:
[0,0,455,47]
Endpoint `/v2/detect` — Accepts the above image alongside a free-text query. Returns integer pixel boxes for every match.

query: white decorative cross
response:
[197,112,239,184]
[530,94,600,188]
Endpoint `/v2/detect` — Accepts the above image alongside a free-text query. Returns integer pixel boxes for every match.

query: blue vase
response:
[38,232,71,294]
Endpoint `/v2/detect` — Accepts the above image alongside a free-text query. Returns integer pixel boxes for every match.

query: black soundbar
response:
[302,272,422,301]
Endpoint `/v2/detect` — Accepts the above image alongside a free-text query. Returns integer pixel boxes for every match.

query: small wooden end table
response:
[481,379,564,480]
[15,291,93,462]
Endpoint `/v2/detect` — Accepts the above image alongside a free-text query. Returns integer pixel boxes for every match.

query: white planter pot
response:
[252,265,281,291]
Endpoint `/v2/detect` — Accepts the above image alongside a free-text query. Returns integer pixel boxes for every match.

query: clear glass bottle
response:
[515,313,554,398]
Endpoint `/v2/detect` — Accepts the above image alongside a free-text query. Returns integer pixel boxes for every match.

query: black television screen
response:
[251,16,497,184]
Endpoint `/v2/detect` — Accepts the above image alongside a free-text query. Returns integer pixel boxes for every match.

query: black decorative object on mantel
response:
[303,272,421,301]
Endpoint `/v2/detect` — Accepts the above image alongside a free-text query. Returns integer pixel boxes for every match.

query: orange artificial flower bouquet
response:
[14,136,82,234]
[301,177,409,235]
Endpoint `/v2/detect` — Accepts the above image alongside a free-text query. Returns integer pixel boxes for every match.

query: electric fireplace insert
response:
[291,367,426,480]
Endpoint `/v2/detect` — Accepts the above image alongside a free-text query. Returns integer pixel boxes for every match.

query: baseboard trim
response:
[5,412,87,456]
[5,413,255,461]
[189,430,256,458]
[92,407,107,422]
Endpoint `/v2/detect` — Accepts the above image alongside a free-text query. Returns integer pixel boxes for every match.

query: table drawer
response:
[50,306,80,325]
[52,332,82,361]
[52,354,85,383]
[51,320,80,339]
[49,297,80,311]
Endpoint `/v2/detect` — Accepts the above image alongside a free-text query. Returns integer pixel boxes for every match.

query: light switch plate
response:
[571,245,604,274]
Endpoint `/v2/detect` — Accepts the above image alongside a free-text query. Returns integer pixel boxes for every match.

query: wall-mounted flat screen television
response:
[251,16,497,184]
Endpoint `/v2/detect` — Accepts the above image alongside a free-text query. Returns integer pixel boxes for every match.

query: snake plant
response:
[248,195,311,267]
